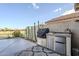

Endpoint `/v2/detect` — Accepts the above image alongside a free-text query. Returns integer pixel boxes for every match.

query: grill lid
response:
[37,28,49,38]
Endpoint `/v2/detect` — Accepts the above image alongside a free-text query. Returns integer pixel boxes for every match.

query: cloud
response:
[61,9,75,15]
[32,3,39,9]
[53,8,62,12]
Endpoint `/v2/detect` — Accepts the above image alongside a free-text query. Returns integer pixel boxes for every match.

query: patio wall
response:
[46,17,79,50]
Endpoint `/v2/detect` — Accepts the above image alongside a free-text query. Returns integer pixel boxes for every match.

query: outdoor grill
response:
[37,28,49,38]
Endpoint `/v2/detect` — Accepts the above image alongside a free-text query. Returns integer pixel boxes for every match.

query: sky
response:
[0,3,74,29]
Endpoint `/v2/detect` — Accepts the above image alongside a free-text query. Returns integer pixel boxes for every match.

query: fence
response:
[25,23,37,42]
[25,21,45,42]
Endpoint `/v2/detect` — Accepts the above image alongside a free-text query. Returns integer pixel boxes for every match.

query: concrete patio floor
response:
[0,38,61,56]
[0,38,36,56]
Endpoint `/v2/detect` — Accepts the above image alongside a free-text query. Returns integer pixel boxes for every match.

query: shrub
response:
[12,30,21,37]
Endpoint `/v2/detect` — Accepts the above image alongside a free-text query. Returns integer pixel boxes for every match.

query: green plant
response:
[12,30,21,37]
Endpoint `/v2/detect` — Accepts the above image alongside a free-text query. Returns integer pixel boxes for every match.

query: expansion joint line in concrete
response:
[0,39,19,53]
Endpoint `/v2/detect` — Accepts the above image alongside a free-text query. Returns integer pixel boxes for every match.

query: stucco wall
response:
[46,18,79,49]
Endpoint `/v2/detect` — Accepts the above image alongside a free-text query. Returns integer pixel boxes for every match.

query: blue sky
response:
[0,3,74,29]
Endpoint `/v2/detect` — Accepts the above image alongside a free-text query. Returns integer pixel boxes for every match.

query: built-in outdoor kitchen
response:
[34,3,79,56]
[37,28,71,56]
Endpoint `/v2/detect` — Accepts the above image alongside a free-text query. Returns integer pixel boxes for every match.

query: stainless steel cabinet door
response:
[55,42,66,55]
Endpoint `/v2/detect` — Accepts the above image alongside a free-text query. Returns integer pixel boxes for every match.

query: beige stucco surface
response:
[46,17,79,49]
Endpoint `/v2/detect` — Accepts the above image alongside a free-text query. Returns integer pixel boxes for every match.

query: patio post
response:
[27,26,30,39]
[38,21,40,30]
[34,23,37,42]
